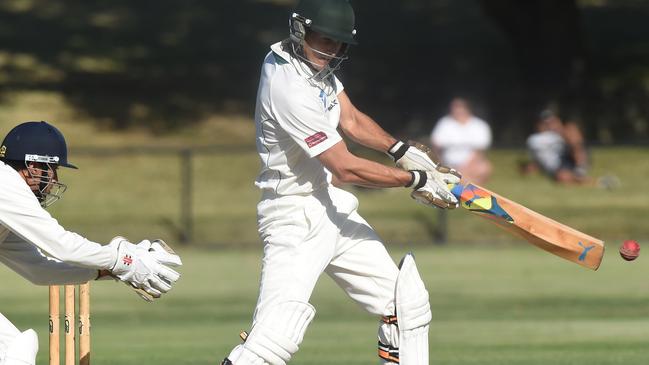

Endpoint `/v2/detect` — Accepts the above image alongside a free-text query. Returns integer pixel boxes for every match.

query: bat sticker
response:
[578,242,595,261]
[451,184,514,223]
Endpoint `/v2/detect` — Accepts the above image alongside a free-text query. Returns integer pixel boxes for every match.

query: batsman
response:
[221,1,461,364]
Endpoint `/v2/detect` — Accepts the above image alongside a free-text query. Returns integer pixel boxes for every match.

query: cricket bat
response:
[449,182,605,270]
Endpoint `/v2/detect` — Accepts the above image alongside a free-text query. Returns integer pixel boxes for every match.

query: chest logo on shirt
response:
[319,90,327,109]
[319,90,338,112]
[305,131,328,148]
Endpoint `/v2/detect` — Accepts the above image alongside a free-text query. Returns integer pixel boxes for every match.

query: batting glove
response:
[388,141,438,171]
[108,237,181,301]
[407,169,460,209]
[389,141,462,209]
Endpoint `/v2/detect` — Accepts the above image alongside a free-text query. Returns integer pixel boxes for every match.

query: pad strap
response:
[378,318,400,364]
[378,340,399,363]
[381,315,398,325]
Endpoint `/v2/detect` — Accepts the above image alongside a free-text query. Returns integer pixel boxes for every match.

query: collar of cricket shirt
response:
[270,41,336,94]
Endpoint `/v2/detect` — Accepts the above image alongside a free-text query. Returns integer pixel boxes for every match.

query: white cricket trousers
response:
[253,186,400,323]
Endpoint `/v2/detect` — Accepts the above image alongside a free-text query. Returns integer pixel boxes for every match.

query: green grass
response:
[2,246,649,365]
[1,91,648,363]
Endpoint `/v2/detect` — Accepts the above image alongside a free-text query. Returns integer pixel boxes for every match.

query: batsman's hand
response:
[388,140,442,171]
[391,140,462,209]
[108,237,181,302]
[408,168,461,209]
[389,139,462,187]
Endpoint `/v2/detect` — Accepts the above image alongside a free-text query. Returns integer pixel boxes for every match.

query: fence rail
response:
[70,145,259,245]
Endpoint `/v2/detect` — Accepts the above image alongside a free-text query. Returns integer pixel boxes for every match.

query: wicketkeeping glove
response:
[108,237,181,301]
[389,140,462,209]
[132,239,183,302]
[136,239,183,267]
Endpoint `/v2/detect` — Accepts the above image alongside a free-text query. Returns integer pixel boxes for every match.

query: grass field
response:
[2,246,649,365]
[1,92,648,364]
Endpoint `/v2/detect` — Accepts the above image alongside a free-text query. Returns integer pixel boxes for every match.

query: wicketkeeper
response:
[220,1,460,364]
[0,121,182,365]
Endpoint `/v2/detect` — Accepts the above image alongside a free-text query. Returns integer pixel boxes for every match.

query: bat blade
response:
[450,183,605,270]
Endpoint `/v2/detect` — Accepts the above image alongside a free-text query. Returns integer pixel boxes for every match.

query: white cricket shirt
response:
[254,41,344,196]
[0,162,117,285]
[430,116,492,168]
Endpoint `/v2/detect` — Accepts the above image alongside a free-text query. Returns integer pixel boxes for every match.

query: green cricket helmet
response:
[288,0,357,82]
[290,0,357,45]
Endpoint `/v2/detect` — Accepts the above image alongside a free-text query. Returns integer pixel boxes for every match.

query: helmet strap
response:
[288,37,348,95]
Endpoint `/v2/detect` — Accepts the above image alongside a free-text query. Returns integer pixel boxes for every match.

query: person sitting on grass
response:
[523,110,592,184]
[522,110,619,189]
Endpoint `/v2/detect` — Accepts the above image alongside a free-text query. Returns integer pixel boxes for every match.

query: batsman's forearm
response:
[342,109,396,152]
[333,156,412,188]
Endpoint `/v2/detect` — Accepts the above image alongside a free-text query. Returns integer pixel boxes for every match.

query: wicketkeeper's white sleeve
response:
[0,232,97,285]
[0,166,117,270]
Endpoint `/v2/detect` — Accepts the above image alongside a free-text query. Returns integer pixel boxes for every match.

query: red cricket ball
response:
[619,240,640,261]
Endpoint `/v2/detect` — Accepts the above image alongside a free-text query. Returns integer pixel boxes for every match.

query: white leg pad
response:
[232,301,315,365]
[396,254,431,365]
[226,345,264,365]
[2,329,38,365]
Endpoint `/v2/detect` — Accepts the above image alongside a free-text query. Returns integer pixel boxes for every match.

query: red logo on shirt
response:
[122,255,133,265]
[305,131,328,148]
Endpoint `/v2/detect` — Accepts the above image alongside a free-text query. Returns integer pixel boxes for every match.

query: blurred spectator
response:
[523,110,591,185]
[430,98,492,184]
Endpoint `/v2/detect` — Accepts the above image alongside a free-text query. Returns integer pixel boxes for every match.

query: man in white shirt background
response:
[430,98,492,184]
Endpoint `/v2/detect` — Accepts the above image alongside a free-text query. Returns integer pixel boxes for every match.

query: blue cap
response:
[0,121,77,169]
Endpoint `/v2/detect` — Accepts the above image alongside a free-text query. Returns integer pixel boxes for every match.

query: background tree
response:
[0,0,647,143]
